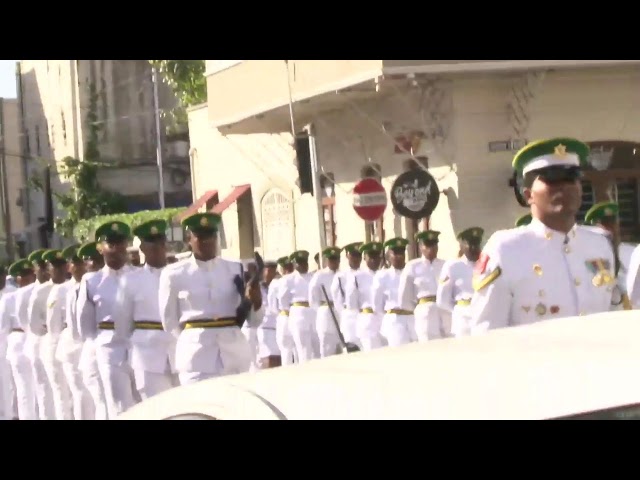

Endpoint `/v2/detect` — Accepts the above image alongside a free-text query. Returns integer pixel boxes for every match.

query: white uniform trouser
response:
[7,332,36,420]
[356,311,384,351]
[380,313,416,347]
[451,303,473,337]
[176,326,252,386]
[42,336,73,420]
[27,335,55,420]
[339,309,359,346]
[58,333,94,420]
[95,341,136,419]
[315,305,341,357]
[240,325,259,372]
[275,312,296,365]
[414,300,444,341]
[256,326,279,360]
[135,370,176,400]
[79,340,108,420]
[288,305,318,363]
[0,341,16,419]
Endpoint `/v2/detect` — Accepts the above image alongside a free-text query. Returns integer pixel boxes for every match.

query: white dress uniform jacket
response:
[626,243,640,309]
[0,284,18,420]
[5,287,36,419]
[0,285,17,419]
[309,267,340,357]
[470,219,616,333]
[257,278,281,360]
[330,269,359,344]
[77,265,136,419]
[275,273,296,365]
[373,267,415,347]
[278,271,317,363]
[345,267,384,351]
[159,256,259,385]
[114,264,176,400]
[26,280,56,420]
[437,256,476,338]
[398,257,446,340]
[43,282,74,419]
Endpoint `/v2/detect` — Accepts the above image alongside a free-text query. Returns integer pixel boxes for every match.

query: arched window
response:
[581,141,640,242]
[261,189,295,260]
[360,163,385,243]
[320,173,336,247]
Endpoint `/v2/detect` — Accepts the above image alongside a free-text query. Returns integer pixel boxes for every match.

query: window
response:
[321,173,336,247]
[360,164,385,242]
[402,157,430,259]
[583,141,640,242]
[35,125,41,156]
[61,111,67,146]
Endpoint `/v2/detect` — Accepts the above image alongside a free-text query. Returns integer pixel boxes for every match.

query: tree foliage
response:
[74,207,186,243]
[53,83,128,239]
[149,60,206,136]
[149,60,207,108]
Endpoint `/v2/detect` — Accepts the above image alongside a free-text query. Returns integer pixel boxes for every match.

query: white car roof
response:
[118,310,640,420]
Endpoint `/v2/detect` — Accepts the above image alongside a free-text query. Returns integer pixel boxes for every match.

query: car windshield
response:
[552,403,640,420]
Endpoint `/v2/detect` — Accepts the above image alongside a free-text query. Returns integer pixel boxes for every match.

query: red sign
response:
[353,178,387,221]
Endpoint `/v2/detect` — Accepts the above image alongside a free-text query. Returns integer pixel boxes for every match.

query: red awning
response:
[212,184,251,215]
[176,189,219,221]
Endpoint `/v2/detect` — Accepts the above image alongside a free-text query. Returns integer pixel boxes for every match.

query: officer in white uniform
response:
[398,231,446,341]
[77,221,137,419]
[22,249,55,419]
[373,238,415,347]
[0,265,17,419]
[308,246,342,357]
[583,202,634,311]
[57,244,94,420]
[470,137,616,332]
[5,260,37,419]
[256,260,281,368]
[278,250,317,363]
[628,246,640,309]
[114,219,178,401]
[330,242,363,346]
[35,249,74,420]
[73,242,106,420]
[159,213,261,385]
[274,256,296,366]
[346,242,384,351]
[437,228,483,337]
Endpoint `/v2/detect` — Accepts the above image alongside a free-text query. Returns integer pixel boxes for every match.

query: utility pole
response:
[152,66,166,210]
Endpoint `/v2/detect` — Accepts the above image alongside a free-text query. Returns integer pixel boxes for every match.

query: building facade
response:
[188,60,640,261]
[17,60,193,250]
[0,98,27,260]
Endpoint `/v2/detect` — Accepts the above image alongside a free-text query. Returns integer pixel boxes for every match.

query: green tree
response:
[149,60,206,136]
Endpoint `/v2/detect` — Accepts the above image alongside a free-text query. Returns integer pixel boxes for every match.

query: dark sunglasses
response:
[536,167,583,184]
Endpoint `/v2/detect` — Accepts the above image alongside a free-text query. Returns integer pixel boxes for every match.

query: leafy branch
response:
[149,60,206,137]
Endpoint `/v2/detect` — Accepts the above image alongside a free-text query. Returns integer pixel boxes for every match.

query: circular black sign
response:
[391,169,440,219]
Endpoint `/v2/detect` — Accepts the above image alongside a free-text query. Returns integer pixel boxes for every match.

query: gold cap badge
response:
[111,223,119,231]
[200,217,208,226]
[150,226,158,235]
[554,144,567,158]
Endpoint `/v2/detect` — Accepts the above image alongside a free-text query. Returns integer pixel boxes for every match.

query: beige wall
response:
[190,66,640,261]
[0,98,26,258]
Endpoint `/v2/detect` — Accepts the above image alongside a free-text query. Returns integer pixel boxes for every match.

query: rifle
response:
[321,284,360,354]
[234,251,265,327]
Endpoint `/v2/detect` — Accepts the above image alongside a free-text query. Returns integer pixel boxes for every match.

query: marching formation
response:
[0,136,639,420]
